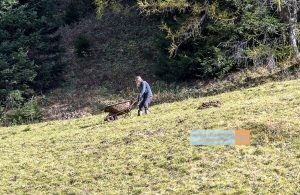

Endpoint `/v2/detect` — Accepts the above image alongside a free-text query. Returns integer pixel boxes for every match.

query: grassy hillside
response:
[1,79,299,194]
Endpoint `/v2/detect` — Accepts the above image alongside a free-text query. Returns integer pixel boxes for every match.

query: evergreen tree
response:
[0,0,64,124]
[137,0,298,79]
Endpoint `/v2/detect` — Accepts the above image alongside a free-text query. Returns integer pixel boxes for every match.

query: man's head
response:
[135,76,143,86]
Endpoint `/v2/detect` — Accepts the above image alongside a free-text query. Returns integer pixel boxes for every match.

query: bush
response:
[1,98,42,126]
[5,90,24,109]
[74,35,91,57]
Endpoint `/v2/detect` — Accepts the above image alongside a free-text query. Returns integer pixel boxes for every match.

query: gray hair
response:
[135,76,143,81]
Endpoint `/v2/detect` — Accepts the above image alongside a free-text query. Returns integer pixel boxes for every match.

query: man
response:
[135,76,153,116]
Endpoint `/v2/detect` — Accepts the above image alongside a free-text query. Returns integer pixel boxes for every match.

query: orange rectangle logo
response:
[235,130,250,145]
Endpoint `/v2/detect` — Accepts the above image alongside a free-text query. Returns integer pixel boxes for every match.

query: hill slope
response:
[0,79,299,194]
[43,11,163,120]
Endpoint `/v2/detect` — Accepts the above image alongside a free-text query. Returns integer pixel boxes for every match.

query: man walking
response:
[135,76,153,116]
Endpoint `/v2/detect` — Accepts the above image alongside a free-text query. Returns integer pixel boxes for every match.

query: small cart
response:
[104,100,136,121]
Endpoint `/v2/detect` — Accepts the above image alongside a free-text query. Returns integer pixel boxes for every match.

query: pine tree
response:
[135,0,298,79]
[0,0,64,107]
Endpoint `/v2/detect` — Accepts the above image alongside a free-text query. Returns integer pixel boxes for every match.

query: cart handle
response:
[130,100,138,109]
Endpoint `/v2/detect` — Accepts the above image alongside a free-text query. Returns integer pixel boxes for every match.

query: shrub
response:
[5,90,24,109]
[74,35,91,57]
[1,98,42,126]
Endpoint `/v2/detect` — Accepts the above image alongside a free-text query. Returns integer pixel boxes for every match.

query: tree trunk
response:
[287,0,300,59]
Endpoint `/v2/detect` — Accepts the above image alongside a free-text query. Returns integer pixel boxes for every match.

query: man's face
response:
[135,79,140,86]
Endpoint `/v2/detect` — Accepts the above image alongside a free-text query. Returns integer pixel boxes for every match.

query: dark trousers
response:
[139,96,152,111]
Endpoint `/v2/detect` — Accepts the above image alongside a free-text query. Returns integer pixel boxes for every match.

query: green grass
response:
[1,79,299,194]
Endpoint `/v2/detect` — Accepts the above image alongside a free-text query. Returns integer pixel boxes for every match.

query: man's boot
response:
[138,110,142,116]
[145,109,149,115]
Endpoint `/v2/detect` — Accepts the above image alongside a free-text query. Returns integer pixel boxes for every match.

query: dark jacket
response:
[138,80,153,100]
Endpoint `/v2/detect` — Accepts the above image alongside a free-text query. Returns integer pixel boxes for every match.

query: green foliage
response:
[5,90,24,109]
[135,0,296,80]
[0,0,65,124]
[95,0,136,16]
[74,35,91,57]
[0,98,42,126]
[0,2,39,104]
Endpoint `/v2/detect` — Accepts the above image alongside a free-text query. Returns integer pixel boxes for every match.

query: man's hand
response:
[138,100,142,107]
[137,95,141,106]
[137,97,143,107]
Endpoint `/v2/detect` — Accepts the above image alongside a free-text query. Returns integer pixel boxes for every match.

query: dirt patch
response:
[198,100,222,109]
[42,104,92,120]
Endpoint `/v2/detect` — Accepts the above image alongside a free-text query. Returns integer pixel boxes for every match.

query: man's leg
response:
[144,97,152,114]
[138,98,145,116]
[138,109,142,116]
